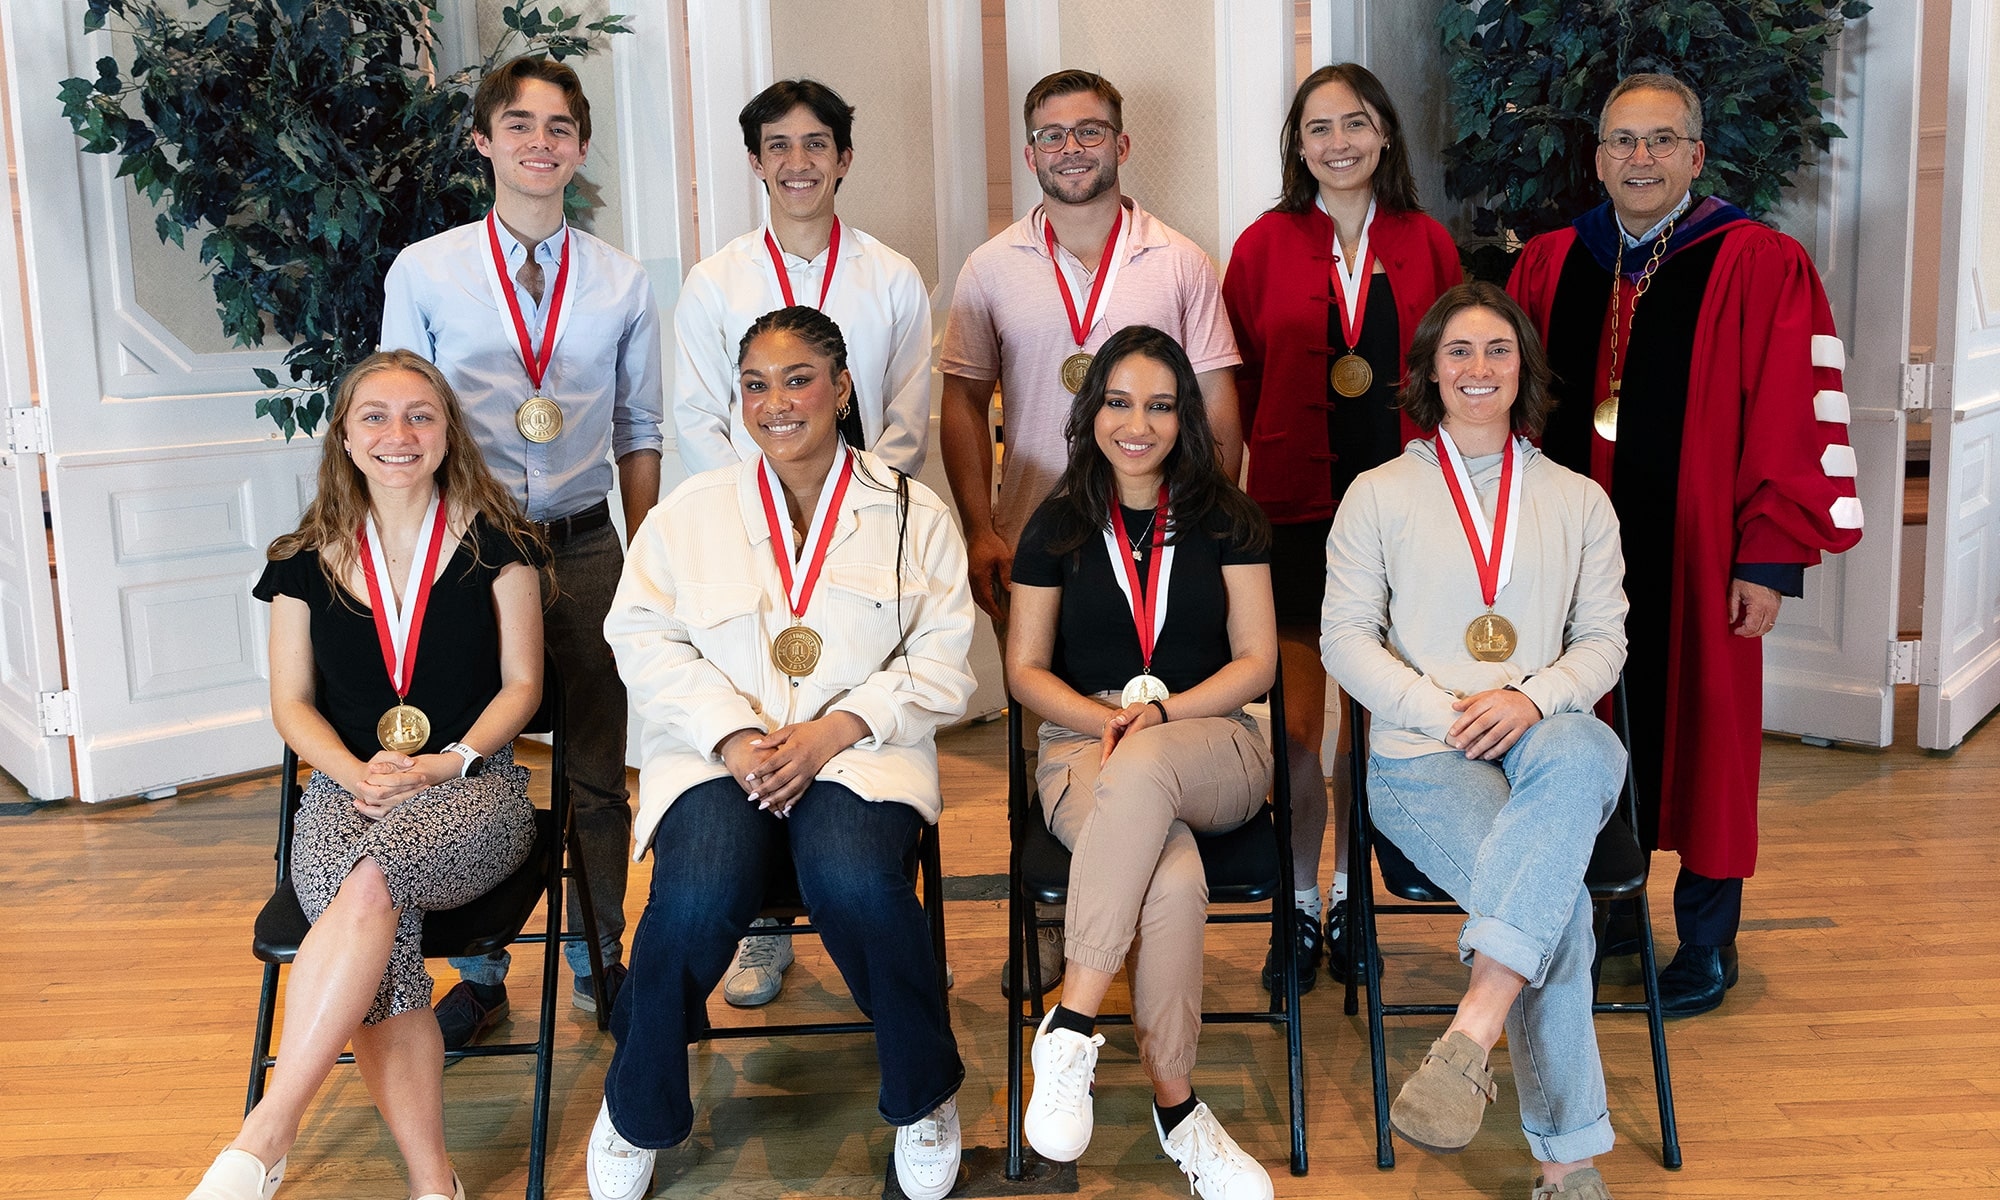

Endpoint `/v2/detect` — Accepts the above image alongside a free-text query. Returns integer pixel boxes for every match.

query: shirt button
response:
[701,609,712,619]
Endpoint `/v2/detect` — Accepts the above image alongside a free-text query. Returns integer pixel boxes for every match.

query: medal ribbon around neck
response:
[1328,197,1378,349]
[763,217,842,310]
[483,211,574,392]
[359,491,451,700]
[757,446,857,621]
[1045,206,1127,350]
[1435,430,1524,609]
[1103,486,1174,673]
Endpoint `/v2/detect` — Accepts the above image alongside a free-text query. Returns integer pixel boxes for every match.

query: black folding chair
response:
[1003,671,1308,1179]
[1342,679,1681,1170]
[245,654,605,1200]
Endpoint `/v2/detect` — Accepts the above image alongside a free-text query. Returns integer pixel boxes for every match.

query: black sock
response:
[466,980,506,1003]
[1047,1003,1096,1037]
[1155,1093,1200,1135]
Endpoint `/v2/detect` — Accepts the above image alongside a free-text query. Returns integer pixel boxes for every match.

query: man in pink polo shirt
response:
[941,69,1242,625]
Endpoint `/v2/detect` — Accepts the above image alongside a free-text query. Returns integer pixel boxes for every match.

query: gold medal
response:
[377,703,432,753]
[1120,674,1170,707]
[1060,352,1093,394]
[516,395,564,443]
[771,624,823,677]
[1592,396,1619,442]
[1465,612,1518,663]
[1330,353,1374,398]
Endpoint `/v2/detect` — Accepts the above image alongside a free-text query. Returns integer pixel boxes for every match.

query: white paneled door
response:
[1917,0,2000,749]
[6,5,307,801]
[1759,5,1919,748]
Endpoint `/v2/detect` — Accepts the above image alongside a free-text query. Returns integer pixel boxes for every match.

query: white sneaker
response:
[187,1148,285,1200]
[587,1099,655,1200]
[893,1097,962,1200]
[1153,1102,1274,1200]
[722,919,794,1007]
[1023,1009,1102,1162]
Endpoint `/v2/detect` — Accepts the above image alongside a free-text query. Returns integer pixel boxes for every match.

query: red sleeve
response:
[1732,234,1864,563]
[1222,223,1268,444]
[1506,230,1572,344]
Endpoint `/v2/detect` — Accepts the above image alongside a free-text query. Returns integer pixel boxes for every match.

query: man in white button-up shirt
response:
[379,56,665,1048]
[672,79,933,478]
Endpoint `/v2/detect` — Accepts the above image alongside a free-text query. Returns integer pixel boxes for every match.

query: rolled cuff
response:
[1523,1108,1615,1165]
[1458,914,1555,989]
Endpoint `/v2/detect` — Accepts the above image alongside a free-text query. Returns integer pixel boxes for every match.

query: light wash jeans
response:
[1366,711,1624,1164]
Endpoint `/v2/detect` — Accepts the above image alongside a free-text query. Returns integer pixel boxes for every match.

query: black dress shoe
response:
[1323,900,1359,986]
[1262,906,1323,995]
[1656,942,1739,1018]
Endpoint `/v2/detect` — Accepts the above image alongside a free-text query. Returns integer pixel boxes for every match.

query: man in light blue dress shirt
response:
[380,55,665,1048]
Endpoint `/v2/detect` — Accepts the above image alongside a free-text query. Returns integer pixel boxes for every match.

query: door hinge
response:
[4,405,50,455]
[1887,639,1922,686]
[1899,363,1932,415]
[37,690,78,738]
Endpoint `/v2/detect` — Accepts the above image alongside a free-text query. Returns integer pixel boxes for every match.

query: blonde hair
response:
[266,350,546,593]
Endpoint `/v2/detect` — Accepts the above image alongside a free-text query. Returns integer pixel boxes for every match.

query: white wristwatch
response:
[442,742,486,778]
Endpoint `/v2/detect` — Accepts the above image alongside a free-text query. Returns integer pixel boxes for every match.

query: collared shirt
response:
[606,448,976,853]
[672,222,933,477]
[940,197,1240,542]
[1620,191,1694,248]
[380,217,666,522]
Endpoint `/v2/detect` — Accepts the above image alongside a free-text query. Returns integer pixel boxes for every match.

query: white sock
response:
[1330,871,1349,903]
[1293,885,1323,922]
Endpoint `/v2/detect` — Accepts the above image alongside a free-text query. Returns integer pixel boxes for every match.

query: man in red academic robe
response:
[1509,73,1864,1017]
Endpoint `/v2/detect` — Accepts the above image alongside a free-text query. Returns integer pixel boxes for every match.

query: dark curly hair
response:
[1396,283,1556,438]
[1038,324,1270,559]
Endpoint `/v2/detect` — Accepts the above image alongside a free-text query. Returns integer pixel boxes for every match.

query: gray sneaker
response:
[723,918,794,1007]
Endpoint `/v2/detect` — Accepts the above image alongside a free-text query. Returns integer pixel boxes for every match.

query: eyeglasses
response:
[1601,131,1694,160]
[1029,121,1117,153]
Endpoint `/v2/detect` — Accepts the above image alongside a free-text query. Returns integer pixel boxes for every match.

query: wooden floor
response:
[3,690,1998,1200]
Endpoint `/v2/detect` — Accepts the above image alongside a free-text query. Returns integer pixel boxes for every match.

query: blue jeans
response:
[453,521,631,985]
[1366,712,1625,1164]
[602,776,962,1148]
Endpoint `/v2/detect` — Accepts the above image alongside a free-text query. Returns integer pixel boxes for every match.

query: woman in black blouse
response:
[191,350,544,1200]
[1007,325,1279,1200]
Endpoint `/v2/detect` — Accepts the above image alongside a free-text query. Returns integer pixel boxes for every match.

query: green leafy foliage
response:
[1439,0,1870,244]
[58,0,630,438]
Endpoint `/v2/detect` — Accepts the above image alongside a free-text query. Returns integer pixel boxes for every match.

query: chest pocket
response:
[812,562,921,683]
[675,580,766,655]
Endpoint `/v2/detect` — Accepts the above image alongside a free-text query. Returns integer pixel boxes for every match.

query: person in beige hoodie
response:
[1322,283,1630,1200]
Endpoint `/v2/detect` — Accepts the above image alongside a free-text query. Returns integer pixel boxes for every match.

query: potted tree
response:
[58,0,628,436]
[1438,0,1870,280]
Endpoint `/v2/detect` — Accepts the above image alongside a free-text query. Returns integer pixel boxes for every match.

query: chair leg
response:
[245,961,282,1114]
[566,822,611,1030]
[921,823,950,1026]
[1355,850,1395,1168]
[1636,890,1683,1169]
[1278,891,1308,1175]
[1004,884,1028,1180]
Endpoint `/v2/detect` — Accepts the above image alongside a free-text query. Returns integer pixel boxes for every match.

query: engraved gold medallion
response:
[1330,353,1374,398]
[771,624,824,677]
[1464,612,1519,663]
[377,703,432,753]
[1592,396,1619,442]
[516,395,564,443]
[1060,352,1093,394]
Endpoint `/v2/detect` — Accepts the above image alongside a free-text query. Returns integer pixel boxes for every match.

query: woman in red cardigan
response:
[1223,63,1461,994]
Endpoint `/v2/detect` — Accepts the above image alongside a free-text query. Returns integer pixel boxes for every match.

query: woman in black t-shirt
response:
[1008,325,1280,1199]
[190,351,544,1200]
